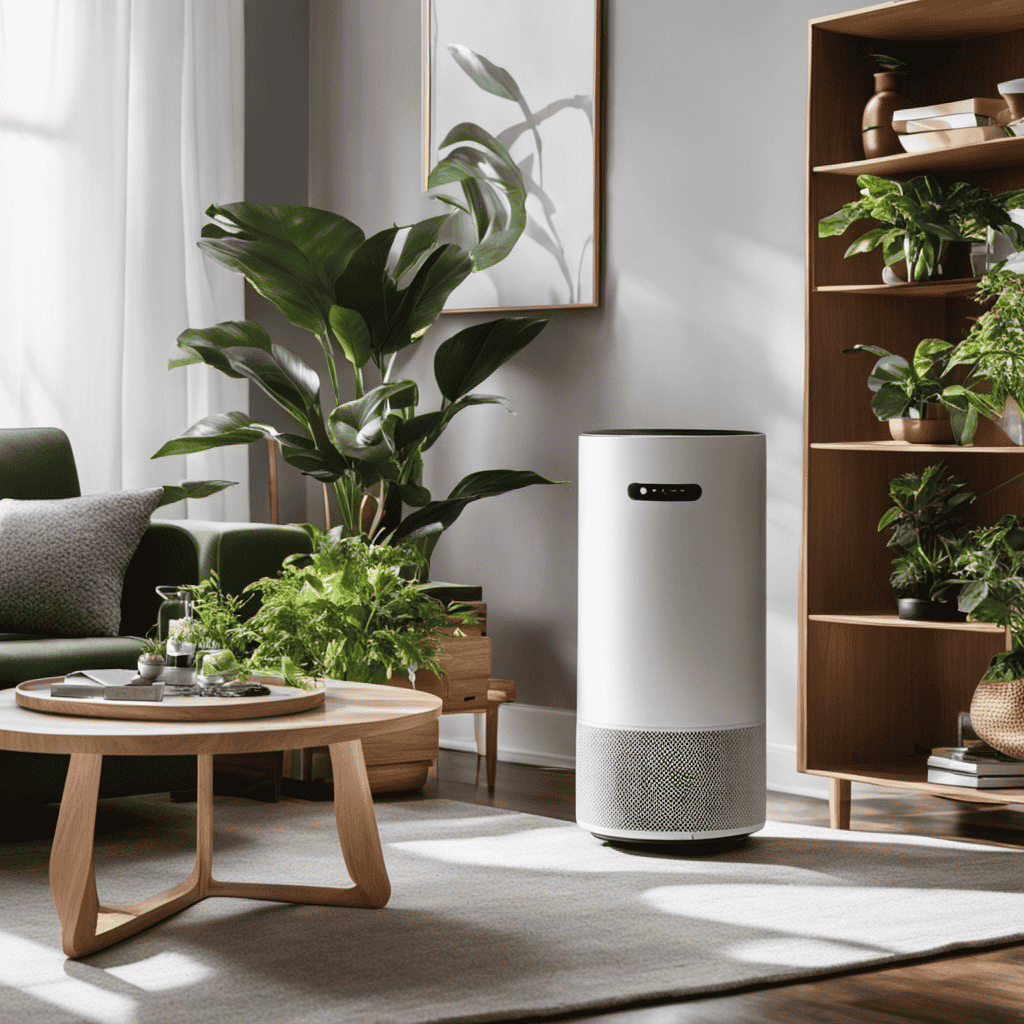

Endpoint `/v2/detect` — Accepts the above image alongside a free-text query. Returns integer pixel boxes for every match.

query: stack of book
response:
[893,98,1015,153]
[927,746,1024,788]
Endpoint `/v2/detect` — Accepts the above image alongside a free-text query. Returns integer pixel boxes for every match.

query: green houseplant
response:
[845,337,999,445]
[946,264,1024,443]
[154,121,558,567]
[953,514,1024,759]
[818,174,1024,283]
[189,531,475,687]
[954,514,1024,681]
[878,461,976,619]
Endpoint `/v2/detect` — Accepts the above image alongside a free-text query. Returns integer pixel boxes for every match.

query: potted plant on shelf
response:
[946,263,1024,445]
[878,461,976,620]
[818,175,1024,284]
[152,121,558,571]
[845,337,1000,445]
[952,514,1024,758]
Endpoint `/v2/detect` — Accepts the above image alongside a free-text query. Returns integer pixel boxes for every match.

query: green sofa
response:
[0,426,312,804]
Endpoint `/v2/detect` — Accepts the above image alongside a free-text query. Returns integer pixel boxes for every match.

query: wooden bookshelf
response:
[801,1,1024,829]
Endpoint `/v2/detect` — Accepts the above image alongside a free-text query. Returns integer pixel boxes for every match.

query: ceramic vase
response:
[888,404,952,444]
[862,71,908,159]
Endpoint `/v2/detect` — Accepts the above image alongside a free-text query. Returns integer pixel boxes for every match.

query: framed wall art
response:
[423,0,602,312]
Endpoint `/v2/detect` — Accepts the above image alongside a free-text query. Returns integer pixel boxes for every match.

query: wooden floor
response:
[410,750,1024,1024]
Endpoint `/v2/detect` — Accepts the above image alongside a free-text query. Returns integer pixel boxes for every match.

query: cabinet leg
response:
[829,778,851,830]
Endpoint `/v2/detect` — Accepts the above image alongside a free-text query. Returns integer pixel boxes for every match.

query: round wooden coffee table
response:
[0,679,442,958]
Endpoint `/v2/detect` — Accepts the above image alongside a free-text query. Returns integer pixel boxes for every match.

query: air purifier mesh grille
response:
[576,722,766,834]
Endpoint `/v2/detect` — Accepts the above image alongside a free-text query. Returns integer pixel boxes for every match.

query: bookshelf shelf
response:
[805,759,1024,806]
[814,280,981,298]
[813,135,1024,177]
[808,614,1005,634]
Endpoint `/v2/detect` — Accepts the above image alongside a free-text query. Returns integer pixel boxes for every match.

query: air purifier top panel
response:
[577,431,765,730]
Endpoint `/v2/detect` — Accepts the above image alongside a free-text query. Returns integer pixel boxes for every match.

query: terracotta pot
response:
[862,71,908,159]
[969,678,1024,759]
[888,406,953,444]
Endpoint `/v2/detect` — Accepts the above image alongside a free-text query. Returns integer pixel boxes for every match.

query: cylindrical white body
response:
[576,430,766,842]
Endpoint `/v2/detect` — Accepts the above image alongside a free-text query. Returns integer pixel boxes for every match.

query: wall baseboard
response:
[438,703,576,770]
[441,709,884,802]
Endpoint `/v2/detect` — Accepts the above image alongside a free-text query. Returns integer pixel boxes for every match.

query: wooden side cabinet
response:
[801,0,1024,826]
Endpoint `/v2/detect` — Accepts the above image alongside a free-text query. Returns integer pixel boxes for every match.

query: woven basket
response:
[969,678,1024,759]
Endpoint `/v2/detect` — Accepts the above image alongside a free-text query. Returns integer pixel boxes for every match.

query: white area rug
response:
[2,795,1023,1023]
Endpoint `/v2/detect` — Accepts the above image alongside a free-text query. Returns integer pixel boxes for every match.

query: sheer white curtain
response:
[0,0,248,520]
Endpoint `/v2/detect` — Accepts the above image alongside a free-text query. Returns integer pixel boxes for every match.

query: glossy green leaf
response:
[333,228,401,354]
[203,203,365,291]
[420,394,510,452]
[152,412,268,459]
[171,320,274,375]
[870,383,911,420]
[868,354,909,392]
[912,338,952,377]
[225,349,319,426]
[329,305,372,369]
[394,214,452,281]
[397,481,432,507]
[382,244,474,355]
[156,479,236,508]
[392,468,561,545]
[434,318,547,401]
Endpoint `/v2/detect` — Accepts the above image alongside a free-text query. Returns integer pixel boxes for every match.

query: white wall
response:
[308,0,856,794]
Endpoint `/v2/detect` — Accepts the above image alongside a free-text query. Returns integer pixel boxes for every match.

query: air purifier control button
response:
[627,483,702,502]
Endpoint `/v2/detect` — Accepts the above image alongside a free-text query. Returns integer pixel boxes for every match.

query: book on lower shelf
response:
[928,746,1024,775]
[927,767,1024,789]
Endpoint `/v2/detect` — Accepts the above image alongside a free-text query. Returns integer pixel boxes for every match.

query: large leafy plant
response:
[154,117,556,564]
[845,337,999,445]
[819,174,1024,282]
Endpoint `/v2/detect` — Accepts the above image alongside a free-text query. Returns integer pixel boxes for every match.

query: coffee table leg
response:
[52,754,208,958]
[328,738,391,907]
[50,753,103,957]
[209,738,391,908]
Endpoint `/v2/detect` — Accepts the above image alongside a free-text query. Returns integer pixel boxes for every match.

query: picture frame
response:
[422,0,602,312]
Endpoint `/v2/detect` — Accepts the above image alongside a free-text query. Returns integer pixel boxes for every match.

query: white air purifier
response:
[576,430,766,843]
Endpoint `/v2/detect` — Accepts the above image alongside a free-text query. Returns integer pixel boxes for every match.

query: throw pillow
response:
[0,488,163,637]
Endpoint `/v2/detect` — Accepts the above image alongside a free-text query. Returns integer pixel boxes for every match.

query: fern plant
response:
[191,530,475,687]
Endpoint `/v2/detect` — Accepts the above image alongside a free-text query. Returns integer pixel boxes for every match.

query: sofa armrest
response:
[120,520,313,636]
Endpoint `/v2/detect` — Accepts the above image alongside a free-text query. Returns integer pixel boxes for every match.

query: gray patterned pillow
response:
[0,488,163,637]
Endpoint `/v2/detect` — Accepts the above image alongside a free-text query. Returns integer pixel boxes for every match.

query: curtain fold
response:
[0,0,248,520]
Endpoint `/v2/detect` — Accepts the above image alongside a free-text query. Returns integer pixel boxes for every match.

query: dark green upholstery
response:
[0,426,81,499]
[0,427,312,804]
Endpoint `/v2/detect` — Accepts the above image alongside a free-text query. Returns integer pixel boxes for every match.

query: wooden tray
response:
[15,677,325,722]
